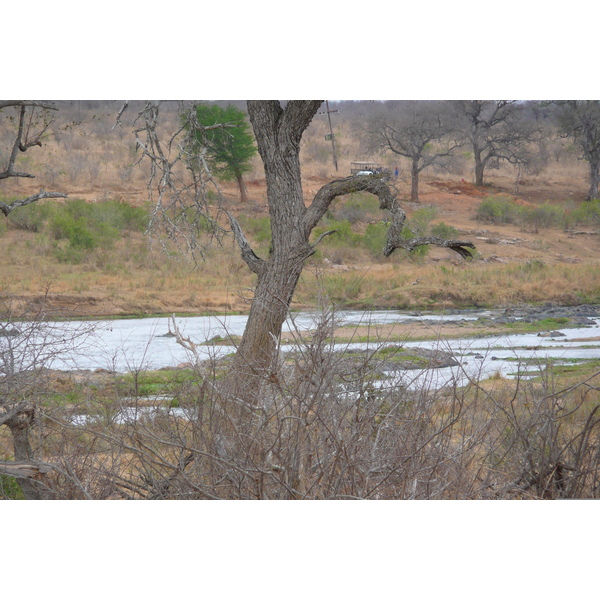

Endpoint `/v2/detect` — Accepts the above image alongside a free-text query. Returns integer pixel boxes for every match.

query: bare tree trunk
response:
[474,151,485,187]
[588,157,600,200]
[236,174,249,203]
[232,253,307,388]
[411,159,420,202]
[6,406,52,499]
[230,101,321,394]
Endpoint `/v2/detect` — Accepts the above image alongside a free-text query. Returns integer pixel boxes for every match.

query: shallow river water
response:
[12,309,597,390]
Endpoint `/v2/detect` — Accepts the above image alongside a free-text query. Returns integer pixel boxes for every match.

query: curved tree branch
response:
[0,190,68,217]
[226,211,267,275]
[384,235,476,258]
[304,173,475,259]
[303,173,396,235]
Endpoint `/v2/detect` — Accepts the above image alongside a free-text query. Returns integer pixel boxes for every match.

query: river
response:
[4,308,600,389]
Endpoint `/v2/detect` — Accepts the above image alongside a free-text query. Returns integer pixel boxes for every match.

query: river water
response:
[5,309,600,389]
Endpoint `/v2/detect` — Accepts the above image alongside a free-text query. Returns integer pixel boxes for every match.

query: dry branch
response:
[0,461,54,478]
[0,190,68,217]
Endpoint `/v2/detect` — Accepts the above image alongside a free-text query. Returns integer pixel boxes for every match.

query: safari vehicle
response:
[351,161,383,175]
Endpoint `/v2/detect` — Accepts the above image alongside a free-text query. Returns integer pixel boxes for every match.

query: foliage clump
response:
[6,197,149,263]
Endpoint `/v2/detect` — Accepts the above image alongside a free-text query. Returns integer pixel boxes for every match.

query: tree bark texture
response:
[474,148,486,187]
[231,102,322,390]
[4,404,53,499]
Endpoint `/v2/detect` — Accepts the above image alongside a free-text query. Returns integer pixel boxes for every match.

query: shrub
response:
[476,196,521,224]
[8,198,153,263]
[50,213,97,250]
[93,199,149,233]
[522,203,565,232]
[568,199,600,227]
[0,474,25,500]
[401,226,429,260]
[409,205,437,236]
[430,221,459,240]
[7,201,52,232]
[363,222,389,258]
[237,215,271,245]
[312,218,362,248]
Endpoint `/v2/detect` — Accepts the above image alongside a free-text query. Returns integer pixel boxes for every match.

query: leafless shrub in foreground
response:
[0,293,97,499]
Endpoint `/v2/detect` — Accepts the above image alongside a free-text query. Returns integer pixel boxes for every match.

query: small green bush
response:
[3,198,152,263]
[409,206,438,236]
[238,215,271,244]
[93,199,149,233]
[430,221,459,240]
[334,193,381,224]
[476,196,521,224]
[568,199,600,227]
[51,213,97,249]
[401,226,429,260]
[7,202,52,232]
[312,218,362,248]
[522,203,565,232]
[363,222,389,258]
[477,196,567,232]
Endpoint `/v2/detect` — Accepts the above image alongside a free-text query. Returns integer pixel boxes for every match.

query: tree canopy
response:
[189,103,257,202]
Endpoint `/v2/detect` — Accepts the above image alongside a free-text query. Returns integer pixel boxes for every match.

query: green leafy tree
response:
[191,103,257,202]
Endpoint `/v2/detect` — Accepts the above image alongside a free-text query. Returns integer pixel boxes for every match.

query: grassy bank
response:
[1,195,600,318]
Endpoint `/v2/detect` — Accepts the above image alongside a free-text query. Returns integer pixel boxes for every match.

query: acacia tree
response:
[187,103,257,203]
[554,100,600,200]
[0,101,67,216]
[363,101,462,202]
[129,100,475,398]
[455,100,541,187]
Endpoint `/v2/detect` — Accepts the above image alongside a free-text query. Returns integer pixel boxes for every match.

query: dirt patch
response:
[427,179,490,197]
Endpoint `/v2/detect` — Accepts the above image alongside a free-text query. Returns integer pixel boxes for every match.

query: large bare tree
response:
[362,101,462,202]
[455,100,541,187]
[554,100,600,200]
[130,100,475,398]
